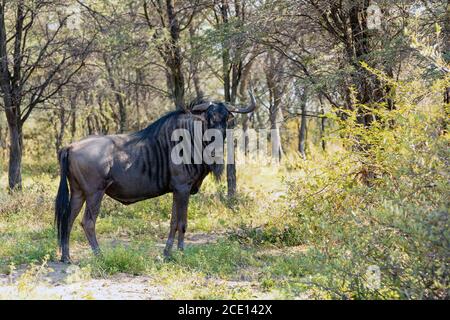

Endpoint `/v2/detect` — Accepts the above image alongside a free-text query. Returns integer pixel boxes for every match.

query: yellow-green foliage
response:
[279,74,449,299]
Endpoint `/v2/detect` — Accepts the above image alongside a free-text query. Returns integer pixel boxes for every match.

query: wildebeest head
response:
[190,90,256,180]
[191,90,256,132]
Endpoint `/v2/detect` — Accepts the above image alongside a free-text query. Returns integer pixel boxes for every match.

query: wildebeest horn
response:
[225,89,256,114]
[192,101,212,112]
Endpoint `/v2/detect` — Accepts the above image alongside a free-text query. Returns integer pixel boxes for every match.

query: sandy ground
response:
[0,265,166,299]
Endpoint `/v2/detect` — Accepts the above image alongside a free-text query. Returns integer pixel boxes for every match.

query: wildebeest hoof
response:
[163,255,176,262]
[163,249,174,261]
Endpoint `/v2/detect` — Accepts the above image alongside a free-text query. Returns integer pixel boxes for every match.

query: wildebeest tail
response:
[55,147,71,249]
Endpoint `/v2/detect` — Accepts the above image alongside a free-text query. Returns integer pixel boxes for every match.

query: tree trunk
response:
[238,60,254,157]
[226,161,237,198]
[7,121,22,190]
[319,95,326,151]
[135,69,142,130]
[70,96,77,142]
[227,62,243,196]
[103,53,127,133]
[320,108,326,152]
[443,0,449,132]
[269,87,283,161]
[189,24,204,99]
[346,0,387,127]
[226,123,237,198]
[0,117,5,150]
[54,103,67,154]
[219,0,237,198]
[1,4,21,190]
[166,0,185,110]
[269,107,283,162]
[298,103,307,159]
[265,53,284,162]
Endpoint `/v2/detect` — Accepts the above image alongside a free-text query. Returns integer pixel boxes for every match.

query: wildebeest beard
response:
[206,145,224,181]
[209,161,224,181]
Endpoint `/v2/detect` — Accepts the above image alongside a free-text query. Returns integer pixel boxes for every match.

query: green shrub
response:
[280,74,449,299]
[230,224,304,247]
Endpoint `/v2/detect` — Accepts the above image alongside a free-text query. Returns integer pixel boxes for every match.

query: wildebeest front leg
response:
[164,187,190,257]
[176,190,190,251]
[164,198,177,257]
[82,191,104,255]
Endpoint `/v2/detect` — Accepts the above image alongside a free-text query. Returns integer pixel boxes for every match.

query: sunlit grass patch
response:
[81,243,155,277]
[0,184,58,272]
[0,228,56,273]
[258,252,311,279]
[96,215,164,239]
[171,240,258,277]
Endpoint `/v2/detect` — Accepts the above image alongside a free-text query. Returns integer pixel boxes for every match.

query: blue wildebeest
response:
[55,93,255,262]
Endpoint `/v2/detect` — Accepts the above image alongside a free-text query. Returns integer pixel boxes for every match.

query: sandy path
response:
[0,263,165,299]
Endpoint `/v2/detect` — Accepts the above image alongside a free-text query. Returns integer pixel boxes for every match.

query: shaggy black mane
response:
[131,98,212,141]
[186,96,210,110]
[131,110,183,141]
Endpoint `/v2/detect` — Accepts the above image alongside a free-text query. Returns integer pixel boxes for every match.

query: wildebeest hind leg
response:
[61,189,85,263]
[82,191,104,255]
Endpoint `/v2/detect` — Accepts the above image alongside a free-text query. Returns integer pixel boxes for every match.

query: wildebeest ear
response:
[192,101,212,112]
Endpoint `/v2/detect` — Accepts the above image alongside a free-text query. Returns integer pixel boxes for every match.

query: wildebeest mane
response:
[131,110,183,142]
[186,96,210,110]
[132,99,212,142]
[129,101,224,180]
